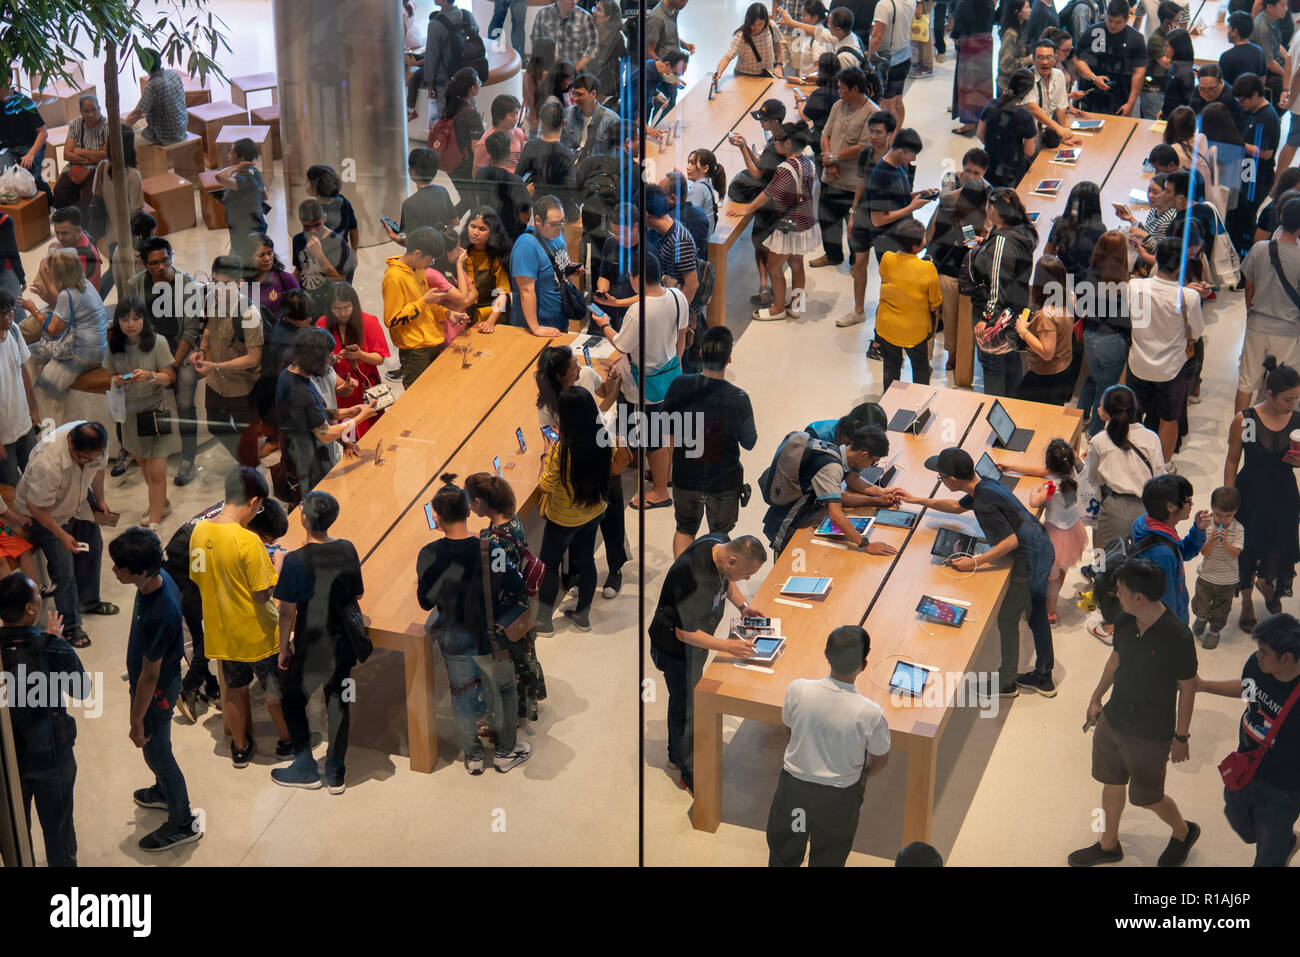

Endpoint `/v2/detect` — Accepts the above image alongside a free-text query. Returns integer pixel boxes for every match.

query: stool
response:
[214,125,272,186]
[198,171,227,229]
[140,72,211,107]
[251,104,280,160]
[0,194,50,251]
[141,173,196,236]
[44,126,68,179]
[137,132,204,180]
[228,72,277,109]
[187,101,248,167]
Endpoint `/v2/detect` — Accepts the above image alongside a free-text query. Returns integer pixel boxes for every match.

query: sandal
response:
[629,497,673,510]
[1240,614,1258,633]
[81,601,120,616]
[66,629,91,648]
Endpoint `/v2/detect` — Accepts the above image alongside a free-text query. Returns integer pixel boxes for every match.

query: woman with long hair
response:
[1158,28,1197,119]
[590,1,628,109]
[714,3,786,81]
[685,148,727,236]
[996,0,1033,92]
[536,387,612,634]
[247,233,300,318]
[465,472,548,724]
[91,127,143,260]
[1224,357,1300,632]
[1077,230,1132,433]
[104,297,178,528]
[1045,181,1108,279]
[540,59,577,114]
[316,282,388,438]
[971,187,1038,395]
[726,120,820,320]
[951,0,996,135]
[1085,383,1166,642]
[441,206,513,333]
[522,37,557,136]
[977,69,1037,187]
[417,474,532,776]
[1118,173,1177,270]
[441,67,485,187]
[927,180,988,369]
[1016,256,1075,405]
[1163,105,1214,196]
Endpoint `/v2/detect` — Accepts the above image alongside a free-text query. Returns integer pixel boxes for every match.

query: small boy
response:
[1191,486,1244,649]
[213,138,267,261]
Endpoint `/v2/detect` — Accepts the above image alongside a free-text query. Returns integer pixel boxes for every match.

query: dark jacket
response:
[972,222,1037,315]
[0,625,85,773]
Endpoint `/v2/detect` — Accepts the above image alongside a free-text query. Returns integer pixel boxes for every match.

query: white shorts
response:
[1237,329,1300,394]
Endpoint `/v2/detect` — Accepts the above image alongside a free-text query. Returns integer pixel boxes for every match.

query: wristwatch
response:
[1173,733,1189,743]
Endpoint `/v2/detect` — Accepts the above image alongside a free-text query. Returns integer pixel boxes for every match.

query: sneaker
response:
[110,448,134,477]
[133,785,169,810]
[752,307,787,321]
[1203,628,1221,650]
[174,459,197,487]
[564,608,591,631]
[749,285,773,307]
[139,503,173,524]
[1086,612,1113,645]
[1192,617,1207,637]
[230,736,254,769]
[1157,821,1201,867]
[466,755,486,776]
[1067,840,1124,867]
[602,570,622,599]
[494,741,533,773]
[998,681,1019,698]
[176,689,198,724]
[866,340,884,361]
[275,739,295,759]
[836,310,866,327]
[325,771,346,795]
[138,817,202,852]
[1016,669,1057,697]
[271,758,322,789]
[535,616,554,636]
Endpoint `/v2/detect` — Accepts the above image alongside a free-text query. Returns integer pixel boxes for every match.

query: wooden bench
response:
[136,131,204,181]
[214,124,273,186]
[229,72,278,109]
[186,101,249,168]
[197,170,227,229]
[251,104,281,160]
[141,173,197,235]
[0,194,50,250]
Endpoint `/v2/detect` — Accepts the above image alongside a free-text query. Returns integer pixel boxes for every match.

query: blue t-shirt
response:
[126,571,185,692]
[509,228,570,331]
[805,419,838,443]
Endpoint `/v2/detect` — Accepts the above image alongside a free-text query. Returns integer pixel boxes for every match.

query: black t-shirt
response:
[1105,609,1198,740]
[399,184,455,234]
[0,626,84,770]
[267,319,306,376]
[662,376,757,493]
[1048,216,1108,278]
[928,206,971,278]
[292,228,354,314]
[1238,653,1300,789]
[959,478,1041,566]
[756,141,784,184]
[1240,103,1281,197]
[275,368,331,488]
[649,533,730,659]
[126,571,185,693]
[472,166,532,239]
[1078,22,1146,108]
[804,85,840,145]
[0,93,45,150]
[866,158,914,248]
[598,235,637,326]
[416,536,489,651]
[1219,42,1267,86]
[223,166,268,236]
[979,100,1037,187]
[273,539,364,647]
[518,138,579,215]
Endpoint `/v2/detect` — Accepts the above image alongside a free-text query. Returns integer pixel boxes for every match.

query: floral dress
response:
[489,516,547,720]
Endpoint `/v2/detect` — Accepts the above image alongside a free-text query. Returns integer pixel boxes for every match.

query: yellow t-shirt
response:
[540,443,607,528]
[876,251,942,349]
[188,520,279,662]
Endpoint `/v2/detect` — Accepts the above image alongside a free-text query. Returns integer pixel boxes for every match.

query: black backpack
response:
[435,10,489,84]
[1092,533,1180,624]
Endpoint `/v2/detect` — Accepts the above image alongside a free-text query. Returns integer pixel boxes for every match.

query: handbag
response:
[772,157,803,234]
[135,409,173,437]
[35,293,78,364]
[1209,204,1240,288]
[65,125,92,185]
[479,534,534,663]
[727,169,765,205]
[86,195,108,240]
[629,290,685,403]
[338,599,373,663]
[534,230,588,323]
[1218,677,1300,791]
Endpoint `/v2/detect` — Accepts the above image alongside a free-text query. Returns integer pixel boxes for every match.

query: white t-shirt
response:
[1021,68,1068,121]
[538,364,603,431]
[1127,275,1204,383]
[0,328,32,446]
[873,0,918,65]
[1087,424,1166,497]
[782,676,892,788]
[612,287,689,402]
[1288,31,1300,116]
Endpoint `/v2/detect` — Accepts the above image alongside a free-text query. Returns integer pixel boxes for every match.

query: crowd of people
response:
[2,0,1299,871]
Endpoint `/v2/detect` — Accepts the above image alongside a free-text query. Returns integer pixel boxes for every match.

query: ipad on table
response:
[815,516,874,538]
[747,636,787,665]
[889,660,936,696]
[780,576,832,597]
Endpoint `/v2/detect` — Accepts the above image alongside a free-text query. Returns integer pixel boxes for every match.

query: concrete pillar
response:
[272,0,408,248]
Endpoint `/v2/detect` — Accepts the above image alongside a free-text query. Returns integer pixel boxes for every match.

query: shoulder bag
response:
[772,157,804,234]
[534,231,588,323]
[1219,677,1300,790]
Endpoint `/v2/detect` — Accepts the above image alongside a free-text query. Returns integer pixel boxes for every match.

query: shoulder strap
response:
[1268,240,1300,314]
[1259,676,1300,751]
[533,230,568,287]
[1129,441,1155,477]
[479,532,496,634]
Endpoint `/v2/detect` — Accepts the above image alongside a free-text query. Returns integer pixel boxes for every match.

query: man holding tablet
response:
[767,625,891,867]
[649,534,768,794]
[904,447,1056,697]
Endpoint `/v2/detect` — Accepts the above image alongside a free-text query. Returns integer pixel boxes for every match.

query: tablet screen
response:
[816,516,872,536]
[986,400,1014,445]
[874,509,916,528]
[975,452,1003,484]
[752,638,783,658]
[783,576,829,595]
[916,595,967,626]
[890,661,932,695]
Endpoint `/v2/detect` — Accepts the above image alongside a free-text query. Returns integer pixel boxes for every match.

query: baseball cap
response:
[923,447,974,480]
[750,99,786,123]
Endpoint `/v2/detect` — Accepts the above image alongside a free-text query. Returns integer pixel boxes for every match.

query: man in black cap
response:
[726,98,788,311]
[903,447,1056,697]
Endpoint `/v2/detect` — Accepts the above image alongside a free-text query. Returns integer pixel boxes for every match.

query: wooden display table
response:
[44,125,68,178]
[186,101,249,167]
[229,72,278,109]
[141,173,197,235]
[0,193,50,251]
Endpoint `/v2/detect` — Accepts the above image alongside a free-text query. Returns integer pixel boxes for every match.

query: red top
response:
[316,311,391,437]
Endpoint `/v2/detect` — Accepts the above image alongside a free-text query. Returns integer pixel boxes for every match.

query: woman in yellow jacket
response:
[536,387,612,634]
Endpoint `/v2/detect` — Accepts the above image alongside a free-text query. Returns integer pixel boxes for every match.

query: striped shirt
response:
[724,23,784,76]
[531,2,598,65]
[66,114,108,155]
[1140,206,1176,252]
[652,219,697,284]
[763,155,817,232]
[540,442,607,527]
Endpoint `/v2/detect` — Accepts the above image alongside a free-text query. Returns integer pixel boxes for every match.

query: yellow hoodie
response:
[381,255,449,351]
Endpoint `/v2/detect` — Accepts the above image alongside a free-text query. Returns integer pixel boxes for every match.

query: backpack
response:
[429,107,470,175]
[1092,533,1180,624]
[581,164,622,238]
[692,259,715,316]
[758,431,839,507]
[1058,0,1098,46]
[435,10,489,83]
[232,303,277,349]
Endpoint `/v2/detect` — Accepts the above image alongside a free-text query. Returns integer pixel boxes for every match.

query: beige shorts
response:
[1237,330,1300,394]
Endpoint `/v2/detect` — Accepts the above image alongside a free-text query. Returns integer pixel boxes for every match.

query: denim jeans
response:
[434,623,518,761]
[1081,328,1129,436]
[1139,89,1164,120]
[978,349,1022,397]
[0,424,36,487]
[25,521,83,632]
[1223,778,1300,866]
[650,643,707,786]
[538,513,604,618]
[489,0,528,57]
[278,637,355,779]
[139,676,191,824]
[21,755,77,866]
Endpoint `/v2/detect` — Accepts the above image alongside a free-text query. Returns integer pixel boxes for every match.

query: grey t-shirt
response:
[1243,239,1300,336]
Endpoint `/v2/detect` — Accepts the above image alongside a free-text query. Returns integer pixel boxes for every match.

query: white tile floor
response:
[15,1,1269,867]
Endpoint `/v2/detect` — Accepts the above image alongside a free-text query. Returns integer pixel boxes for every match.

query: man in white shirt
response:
[0,291,39,486]
[776,6,866,74]
[870,0,918,125]
[12,421,113,646]
[1127,236,1206,461]
[766,625,892,867]
[1021,39,1081,148]
[1276,25,1300,171]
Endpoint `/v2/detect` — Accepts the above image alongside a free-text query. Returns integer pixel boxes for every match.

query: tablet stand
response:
[990,426,1034,452]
